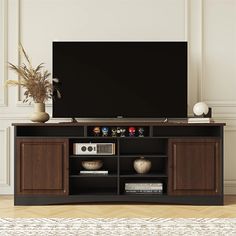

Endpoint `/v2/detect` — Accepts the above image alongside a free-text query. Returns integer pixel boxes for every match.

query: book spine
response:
[125,184,163,190]
[80,171,108,174]
[125,190,163,194]
[125,183,163,187]
[125,186,163,191]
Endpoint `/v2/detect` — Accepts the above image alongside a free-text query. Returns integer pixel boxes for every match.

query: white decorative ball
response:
[193,102,209,116]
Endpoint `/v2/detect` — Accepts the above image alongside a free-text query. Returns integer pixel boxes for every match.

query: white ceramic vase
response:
[30,103,49,123]
[133,156,151,174]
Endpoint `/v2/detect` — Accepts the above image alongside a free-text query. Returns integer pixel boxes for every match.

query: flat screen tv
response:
[53,41,187,118]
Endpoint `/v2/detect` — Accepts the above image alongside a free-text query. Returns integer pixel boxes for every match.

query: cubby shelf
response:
[119,154,167,158]
[120,174,167,178]
[69,155,118,158]
[70,174,117,178]
[13,122,225,205]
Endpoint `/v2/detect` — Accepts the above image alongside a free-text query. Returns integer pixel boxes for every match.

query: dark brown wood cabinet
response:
[16,138,69,195]
[13,122,224,205]
[168,138,221,196]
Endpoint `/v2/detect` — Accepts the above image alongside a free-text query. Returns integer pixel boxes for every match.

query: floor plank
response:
[0,195,236,218]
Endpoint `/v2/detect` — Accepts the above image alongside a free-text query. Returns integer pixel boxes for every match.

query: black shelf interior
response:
[87,126,150,137]
[69,177,118,195]
[68,134,168,196]
[120,156,167,176]
[119,138,167,155]
[153,126,221,137]
[69,156,118,176]
[120,174,167,178]
[70,174,117,178]
[16,126,84,137]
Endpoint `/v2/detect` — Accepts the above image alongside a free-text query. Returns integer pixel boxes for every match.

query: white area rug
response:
[0,218,236,236]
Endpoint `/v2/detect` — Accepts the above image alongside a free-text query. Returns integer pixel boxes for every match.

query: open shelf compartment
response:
[119,177,167,195]
[69,177,118,195]
[119,138,167,155]
[69,155,118,176]
[87,126,150,137]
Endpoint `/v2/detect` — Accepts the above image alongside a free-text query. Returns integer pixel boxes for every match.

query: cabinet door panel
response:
[16,138,68,195]
[168,138,221,196]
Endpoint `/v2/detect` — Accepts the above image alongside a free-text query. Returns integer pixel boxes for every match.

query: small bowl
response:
[82,160,103,170]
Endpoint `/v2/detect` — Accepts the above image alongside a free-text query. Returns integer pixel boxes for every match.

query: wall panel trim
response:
[0,127,10,187]
[0,0,8,107]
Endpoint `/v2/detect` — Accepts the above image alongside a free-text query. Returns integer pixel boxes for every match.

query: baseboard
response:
[224,181,236,195]
[0,184,13,194]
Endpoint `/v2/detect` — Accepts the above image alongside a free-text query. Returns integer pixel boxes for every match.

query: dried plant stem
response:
[5,44,60,103]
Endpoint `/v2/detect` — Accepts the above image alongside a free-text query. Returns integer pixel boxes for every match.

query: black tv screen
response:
[53,41,187,118]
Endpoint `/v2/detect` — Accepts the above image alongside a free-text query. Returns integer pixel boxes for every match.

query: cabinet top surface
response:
[12,121,226,127]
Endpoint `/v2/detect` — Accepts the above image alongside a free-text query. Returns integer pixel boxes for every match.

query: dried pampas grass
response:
[6,44,60,103]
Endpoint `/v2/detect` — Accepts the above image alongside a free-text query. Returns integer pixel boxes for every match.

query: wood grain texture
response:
[16,138,69,195]
[168,138,221,196]
[12,122,226,127]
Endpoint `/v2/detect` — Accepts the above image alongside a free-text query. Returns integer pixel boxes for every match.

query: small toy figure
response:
[93,126,101,136]
[129,127,136,136]
[120,128,126,137]
[138,127,145,137]
[116,127,122,137]
[111,127,117,137]
[101,127,109,136]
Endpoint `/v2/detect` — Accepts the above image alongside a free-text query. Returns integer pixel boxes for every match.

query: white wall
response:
[0,0,235,194]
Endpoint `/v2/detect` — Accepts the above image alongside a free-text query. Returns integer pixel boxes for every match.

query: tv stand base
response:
[15,195,224,206]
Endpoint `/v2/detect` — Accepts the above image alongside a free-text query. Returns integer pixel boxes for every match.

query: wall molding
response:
[199,0,236,107]
[0,127,10,187]
[206,101,236,107]
[184,0,189,41]
[224,180,236,195]
[197,0,204,102]
[0,0,8,107]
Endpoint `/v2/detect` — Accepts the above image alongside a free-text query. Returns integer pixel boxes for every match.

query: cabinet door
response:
[16,138,68,195]
[168,138,222,196]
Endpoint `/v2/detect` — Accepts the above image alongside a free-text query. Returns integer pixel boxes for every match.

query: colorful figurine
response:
[138,127,145,137]
[116,127,122,137]
[120,128,126,137]
[129,127,136,136]
[93,126,101,136]
[101,127,109,136]
[111,127,117,137]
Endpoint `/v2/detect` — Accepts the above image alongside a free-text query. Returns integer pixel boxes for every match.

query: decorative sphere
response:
[193,102,209,116]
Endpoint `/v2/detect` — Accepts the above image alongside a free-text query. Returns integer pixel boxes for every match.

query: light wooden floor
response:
[1,195,236,218]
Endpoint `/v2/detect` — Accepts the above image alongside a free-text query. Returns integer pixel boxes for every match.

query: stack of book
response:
[79,170,108,175]
[125,182,163,194]
[188,117,213,123]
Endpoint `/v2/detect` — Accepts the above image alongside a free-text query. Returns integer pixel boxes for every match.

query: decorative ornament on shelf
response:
[116,127,122,137]
[82,160,103,170]
[5,44,61,123]
[101,127,109,136]
[129,127,136,136]
[138,127,145,137]
[133,156,151,174]
[93,127,101,136]
[193,102,211,117]
[120,128,126,137]
[111,127,117,137]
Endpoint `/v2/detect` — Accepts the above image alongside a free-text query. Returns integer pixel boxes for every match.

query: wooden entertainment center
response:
[13,121,225,205]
